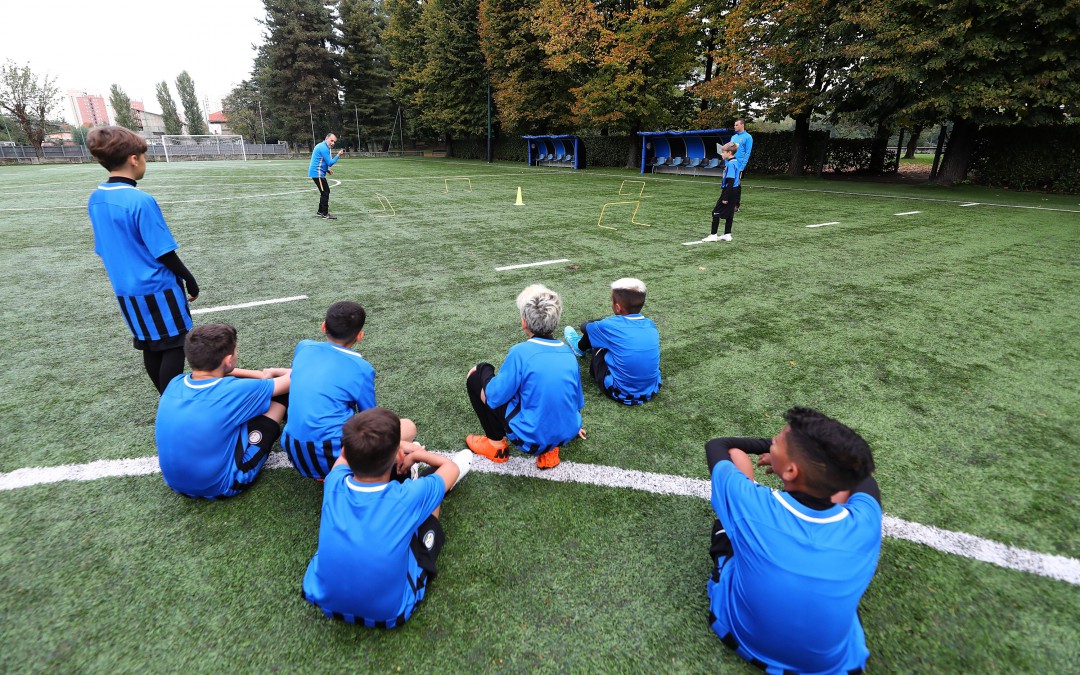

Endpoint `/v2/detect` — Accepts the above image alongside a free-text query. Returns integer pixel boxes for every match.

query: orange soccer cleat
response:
[466,434,510,463]
[536,447,560,469]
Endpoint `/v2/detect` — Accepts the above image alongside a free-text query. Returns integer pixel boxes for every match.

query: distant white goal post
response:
[160,135,246,162]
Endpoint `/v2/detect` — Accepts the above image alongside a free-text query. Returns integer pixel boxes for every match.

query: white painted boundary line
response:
[894,211,922,216]
[682,240,706,246]
[190,295,308,315]
[495,258,569,271]
[960,203,980,207]
[806,221,840,228]
[2,452,1077,585]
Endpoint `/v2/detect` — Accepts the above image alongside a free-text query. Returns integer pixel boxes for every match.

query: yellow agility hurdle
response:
[372,193,396,217]
[597,201,650,230]
[444,177,473,193]
[618,180,647,198]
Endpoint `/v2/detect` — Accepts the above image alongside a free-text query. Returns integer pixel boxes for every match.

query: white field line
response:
[190,295,308,315]
[959,203,980,207]
[495,258,570,271]
[683,240,707,246]
[0,180,340,210]
[894,210,922,216]
[807,221,840,228]
[1,452,1076,585]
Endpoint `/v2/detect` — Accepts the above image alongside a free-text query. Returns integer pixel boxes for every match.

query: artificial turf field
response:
[0,157,1077,672]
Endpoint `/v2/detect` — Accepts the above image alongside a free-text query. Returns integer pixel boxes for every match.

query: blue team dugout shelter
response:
[638,128,733,176]
[524,135,583,169]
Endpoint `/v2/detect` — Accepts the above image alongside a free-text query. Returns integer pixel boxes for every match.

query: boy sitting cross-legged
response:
[302,407,472,627]
[466,284,585,469]
[155,323,290,499]
[563,277,661,405]
[282,300,418,480]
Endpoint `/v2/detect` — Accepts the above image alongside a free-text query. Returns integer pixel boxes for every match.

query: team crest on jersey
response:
[248,430,263,445]
[423,530,436,550]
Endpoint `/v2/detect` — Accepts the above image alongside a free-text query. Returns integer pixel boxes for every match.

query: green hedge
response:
[970,125,1080,193]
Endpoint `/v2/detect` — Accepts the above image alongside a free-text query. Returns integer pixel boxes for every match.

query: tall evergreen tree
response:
[258,0,341,147]
[338,0,395,150]
[411,0,489,140]
[175,71,207,135]
[478,0,574,134]
[222,79,266,143]
[383,0,427,141]
[155,81,184,135]
[109,84,138,131]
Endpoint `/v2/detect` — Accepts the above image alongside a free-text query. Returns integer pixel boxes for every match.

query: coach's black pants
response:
[313,177,330,215]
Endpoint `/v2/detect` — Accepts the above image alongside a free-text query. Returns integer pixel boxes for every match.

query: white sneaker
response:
[719,233,732,241]
[450,449,472,490]
[703,234,719,242]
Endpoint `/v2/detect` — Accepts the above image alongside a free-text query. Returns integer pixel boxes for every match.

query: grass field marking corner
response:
[444,177,473,193]
[190,295,309,316]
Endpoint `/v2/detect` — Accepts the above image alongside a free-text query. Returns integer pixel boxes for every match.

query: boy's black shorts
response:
[410,514,445,582]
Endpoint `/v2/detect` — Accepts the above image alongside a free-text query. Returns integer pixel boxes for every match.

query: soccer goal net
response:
[160,135,246,162]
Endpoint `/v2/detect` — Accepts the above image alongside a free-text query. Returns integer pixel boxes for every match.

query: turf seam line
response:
[2,452,1077,585]
[495,258,570,271]
[190,295,309,315]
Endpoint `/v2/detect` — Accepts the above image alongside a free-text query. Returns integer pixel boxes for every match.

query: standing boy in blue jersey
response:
[562,278,661,405]
[86,126,200,393]
[282,300,419,479]
[466,284,585,469]
[309,132,343,220]
[730,118,753,211]
[705,407,882,674]
[156,323,291,499]
[302,407,472,627]
[704,142,740,242]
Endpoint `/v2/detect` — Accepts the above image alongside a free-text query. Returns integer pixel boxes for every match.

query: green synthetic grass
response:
[1,158,1078,671]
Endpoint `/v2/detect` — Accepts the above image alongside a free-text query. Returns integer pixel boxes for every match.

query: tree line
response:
[224,0,1077,184]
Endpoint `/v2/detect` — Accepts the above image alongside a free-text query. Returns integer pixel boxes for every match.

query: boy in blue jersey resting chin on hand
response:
[562,277,662,405]
[466,284,585,470]
[705,407,882,674]
[302,407,472,627]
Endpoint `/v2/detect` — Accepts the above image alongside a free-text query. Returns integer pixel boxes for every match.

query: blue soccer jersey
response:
[484,337,584,454]
[88,180,192,342]
[708,461,882,674]
[723,158,741,187]
[585,314,662,404]
[282,340,377,478]
[303,464,446,626]
[730,130,753,172]
[308,141,339,178]
[156,375,275,498]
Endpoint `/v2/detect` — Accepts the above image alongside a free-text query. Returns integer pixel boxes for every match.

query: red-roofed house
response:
[208,111,231,135]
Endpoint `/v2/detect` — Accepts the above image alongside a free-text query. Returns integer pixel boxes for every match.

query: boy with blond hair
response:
[466,284,585,469]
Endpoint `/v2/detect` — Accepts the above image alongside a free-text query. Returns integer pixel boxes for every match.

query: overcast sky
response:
[2,0,266,120]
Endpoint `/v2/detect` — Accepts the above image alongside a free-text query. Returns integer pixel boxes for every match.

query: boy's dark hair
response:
[324,301,366,341]
[342,407,401,477]
[86,126,148,170]
[784,407,875,496]
[184,323,238,371]
[612,288,645,313]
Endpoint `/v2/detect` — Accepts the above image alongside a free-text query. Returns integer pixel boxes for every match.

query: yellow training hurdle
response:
[597,201,650,230]
[372,193,396,217]
[618,180,647,198]
[444,177,473,193]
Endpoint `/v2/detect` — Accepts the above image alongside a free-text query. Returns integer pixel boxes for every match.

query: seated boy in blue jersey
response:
[562,277,661,405]
[466,284,585,469]
[282,300,419,479]
[705,407,882,674]
[86,126,201,394]
[156,323,291,499]
[303,407,472,627]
